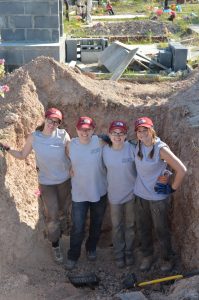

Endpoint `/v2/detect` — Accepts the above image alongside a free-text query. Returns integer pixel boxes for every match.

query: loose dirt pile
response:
[0,56,199,299]
[73,20,180,37]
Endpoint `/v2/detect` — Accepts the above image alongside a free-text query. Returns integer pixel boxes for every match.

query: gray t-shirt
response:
[32,128,70,185]
[69,135,107,203]
[103,141,136,204]
[134,137,168,201]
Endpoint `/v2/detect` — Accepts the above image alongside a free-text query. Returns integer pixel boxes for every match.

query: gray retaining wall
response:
[0,0,65,69]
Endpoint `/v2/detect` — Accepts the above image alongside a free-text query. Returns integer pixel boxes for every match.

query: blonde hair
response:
[137,127,157,160]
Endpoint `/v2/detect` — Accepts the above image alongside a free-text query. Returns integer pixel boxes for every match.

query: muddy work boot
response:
[65,259,77,270]
[52,245,64,264]
[140,256,153,271]
[125,255,134,266]
[115,258,125,269]
[87,250,97,261]
[160,259,174,272]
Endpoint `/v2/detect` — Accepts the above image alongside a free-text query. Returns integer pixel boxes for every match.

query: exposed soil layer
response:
[0,56,199,299]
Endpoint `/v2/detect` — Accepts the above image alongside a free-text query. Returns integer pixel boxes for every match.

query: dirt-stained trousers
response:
[39,179,71,243]
[135,196,173,260]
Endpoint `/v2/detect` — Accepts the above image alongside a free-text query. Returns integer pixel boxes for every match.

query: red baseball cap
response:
[76,116,95,130]
[134,117,153,131]
[45,108,62,121]
[109,120,128,133]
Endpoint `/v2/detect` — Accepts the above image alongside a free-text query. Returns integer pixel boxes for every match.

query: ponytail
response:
[138,140,143,160]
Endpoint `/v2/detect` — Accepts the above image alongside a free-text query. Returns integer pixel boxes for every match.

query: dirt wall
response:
[0,56,198,274]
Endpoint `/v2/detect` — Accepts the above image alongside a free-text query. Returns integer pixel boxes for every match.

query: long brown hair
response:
[35,122,45,131]
[137,127,157,160]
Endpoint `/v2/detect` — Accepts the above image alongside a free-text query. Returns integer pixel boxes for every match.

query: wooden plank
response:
[133,59,150,70]
[136,52,168,70]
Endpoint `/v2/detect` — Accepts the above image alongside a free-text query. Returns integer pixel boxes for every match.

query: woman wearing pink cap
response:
[134,116,187,272]
[0,108,71,264]
[65,116,107,270]
[103,120,137,268]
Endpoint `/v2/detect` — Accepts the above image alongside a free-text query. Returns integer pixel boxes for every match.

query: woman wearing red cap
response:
[103,120,136,268]
[65,116,107,270]
[134,117,187,272]
[0,108,71,264]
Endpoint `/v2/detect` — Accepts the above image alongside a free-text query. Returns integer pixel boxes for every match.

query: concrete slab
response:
[98,41,161,75]
[99,42,159,69]
[111,47,138,81]
[98,41,135,72]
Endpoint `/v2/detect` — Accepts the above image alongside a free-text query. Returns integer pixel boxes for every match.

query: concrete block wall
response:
[66,38,109,62]
[0,38,66,70]
[0,0,61,42]
[0,0,66,70]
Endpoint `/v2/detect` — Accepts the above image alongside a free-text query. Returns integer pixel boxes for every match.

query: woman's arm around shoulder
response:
[8,133,33,160]
[65,140,74,176]
[98,134,112,147]
[160,146,187,190]
[65,140,71,158]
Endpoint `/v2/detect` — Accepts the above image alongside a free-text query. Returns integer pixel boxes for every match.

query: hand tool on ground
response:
[123,270,199,289]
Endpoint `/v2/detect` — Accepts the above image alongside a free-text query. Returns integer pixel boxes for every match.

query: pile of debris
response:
[98,41,189,80]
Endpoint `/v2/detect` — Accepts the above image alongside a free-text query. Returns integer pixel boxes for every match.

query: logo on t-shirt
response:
[91,147,100,154]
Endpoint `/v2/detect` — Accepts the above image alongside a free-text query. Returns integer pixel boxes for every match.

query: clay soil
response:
[0,55,199,299]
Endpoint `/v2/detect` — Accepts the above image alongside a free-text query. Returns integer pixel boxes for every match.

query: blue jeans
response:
[67,194,107,261]
[110,198,135,260]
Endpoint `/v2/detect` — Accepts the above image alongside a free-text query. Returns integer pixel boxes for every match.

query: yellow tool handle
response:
[138,274,183,287]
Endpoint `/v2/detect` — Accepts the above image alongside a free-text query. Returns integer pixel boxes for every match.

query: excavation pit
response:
[0,56,199,299]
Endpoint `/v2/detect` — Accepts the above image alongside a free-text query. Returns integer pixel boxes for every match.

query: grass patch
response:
[64,18,86,37]
[64,1,199,41]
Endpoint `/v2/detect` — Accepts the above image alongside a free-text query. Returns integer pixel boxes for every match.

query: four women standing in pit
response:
[0,110,187,272]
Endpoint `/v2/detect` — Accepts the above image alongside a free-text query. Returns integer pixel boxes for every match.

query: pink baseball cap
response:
[76,116,96,130]
[109,120,128,133]
[134,117,153,131]
[45,108,62,121]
